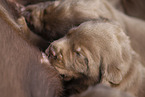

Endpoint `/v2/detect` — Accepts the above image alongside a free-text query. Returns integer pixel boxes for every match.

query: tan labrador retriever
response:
[45,20,145,97]
[23,0,145,66]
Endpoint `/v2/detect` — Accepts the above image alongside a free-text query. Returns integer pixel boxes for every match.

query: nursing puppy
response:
[45,20,145,97]
[5,0,49,50]
[21,1,59,41]
[23,0,145,65]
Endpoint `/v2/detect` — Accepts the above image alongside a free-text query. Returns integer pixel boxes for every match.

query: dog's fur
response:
[122,0,145,20]
[45,20,145,97]
[7,0,54,5]
[107,0,124,12]
[0,1,62,97]
[21,1,66,41]
[107,0,145,20]
[23,0,145,65]
[4,0,49,50]
[71,84,134,97]
[17,16,49,50]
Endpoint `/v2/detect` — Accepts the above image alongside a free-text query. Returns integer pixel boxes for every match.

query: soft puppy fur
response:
[21,1,61,41]
[23,0,145,65]
[45,19,145,97]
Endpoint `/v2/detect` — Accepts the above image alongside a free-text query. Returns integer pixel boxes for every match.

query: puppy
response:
[45,20,145,97]
[23,0,145,65]
[21,1,60,41]
[2,0,49,50]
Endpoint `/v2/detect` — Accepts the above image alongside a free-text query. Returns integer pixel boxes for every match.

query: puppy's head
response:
[21,1,58,39]
[22,0,113,41]
[45,20,132,86]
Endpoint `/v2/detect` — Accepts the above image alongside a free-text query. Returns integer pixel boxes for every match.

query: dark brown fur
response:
[7,0,54,5]
[0,1,63,97]
[11,0,50,50]
[122,0,145,20]
[21,1,67,42]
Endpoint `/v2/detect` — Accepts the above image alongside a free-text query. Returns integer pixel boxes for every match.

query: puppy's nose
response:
[46,43,63,62]
[45,44,57,58]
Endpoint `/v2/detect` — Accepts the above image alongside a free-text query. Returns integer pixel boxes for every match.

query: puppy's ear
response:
[101,61,123,85]
[100,47,125,85]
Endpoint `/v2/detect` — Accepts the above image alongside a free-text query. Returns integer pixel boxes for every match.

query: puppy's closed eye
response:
[73,47,85,58]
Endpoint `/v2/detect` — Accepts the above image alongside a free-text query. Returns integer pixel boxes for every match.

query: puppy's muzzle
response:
[45,44,63,61]
[46,44,57,59]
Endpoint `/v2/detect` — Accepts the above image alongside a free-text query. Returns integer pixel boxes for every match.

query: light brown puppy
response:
[45,20,145,97]
[71,84,134,97]
[23,0,145,65]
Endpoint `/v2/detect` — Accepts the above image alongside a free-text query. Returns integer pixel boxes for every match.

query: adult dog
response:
[45,20,145,97]
[0,0,62,97]
[23,0,145,65]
